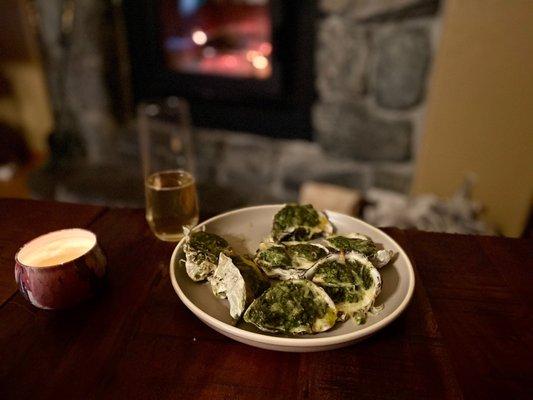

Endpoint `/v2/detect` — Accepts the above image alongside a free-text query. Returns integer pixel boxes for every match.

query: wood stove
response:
[123,0,316,139]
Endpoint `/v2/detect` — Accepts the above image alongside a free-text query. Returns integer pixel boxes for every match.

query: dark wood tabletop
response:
[0,198,531,399]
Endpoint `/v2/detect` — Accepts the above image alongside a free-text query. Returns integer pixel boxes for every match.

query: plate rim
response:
[170,204,415,348]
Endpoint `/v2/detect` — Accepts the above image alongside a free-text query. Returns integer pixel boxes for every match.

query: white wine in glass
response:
[138,98,197,241]
[145,170,199,242]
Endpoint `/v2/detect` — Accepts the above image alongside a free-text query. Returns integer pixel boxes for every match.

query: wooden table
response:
[0,198,531,399]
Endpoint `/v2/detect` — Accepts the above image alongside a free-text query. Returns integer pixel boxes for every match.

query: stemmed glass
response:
[138,97,199,241]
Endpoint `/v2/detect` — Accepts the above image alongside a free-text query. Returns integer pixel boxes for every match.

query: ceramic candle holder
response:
[14,229,107,309]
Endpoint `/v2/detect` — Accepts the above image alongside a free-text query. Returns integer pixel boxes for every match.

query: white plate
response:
[170,205,415,352]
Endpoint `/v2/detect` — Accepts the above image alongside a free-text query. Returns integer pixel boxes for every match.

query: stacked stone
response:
[313,0,441,193]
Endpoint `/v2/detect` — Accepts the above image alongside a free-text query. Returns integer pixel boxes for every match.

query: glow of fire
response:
[246,50,260,62]
[224,55,238,68]
[252,55,269,70]
[192,30,207,46]
[259,42,272,56]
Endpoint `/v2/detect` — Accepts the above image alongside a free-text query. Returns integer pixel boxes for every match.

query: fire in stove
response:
[159,0,273,79]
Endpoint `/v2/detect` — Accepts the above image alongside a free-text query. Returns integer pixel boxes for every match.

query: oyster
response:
[305,252,382,323]
[271,204,333,242]
[325,233,394,268]
[243,280,337,334]
[254,242,328,280]
[183,230,232,281]
[285,242,329,269]
[254,243,293,279]
[209,254,270,320]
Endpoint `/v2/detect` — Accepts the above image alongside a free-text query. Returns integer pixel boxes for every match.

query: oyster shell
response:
[305,252,382,323]
[243,279,337,334]
[271,204,333,242]
[183,230,232,281]
[325,233,394,268]
[209,253,270,320]
[254,242,329,280]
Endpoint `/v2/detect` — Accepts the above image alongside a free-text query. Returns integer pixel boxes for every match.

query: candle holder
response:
[15,229,106,309]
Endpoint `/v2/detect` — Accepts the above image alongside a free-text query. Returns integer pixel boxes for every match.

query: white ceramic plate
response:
[170,205,415,352]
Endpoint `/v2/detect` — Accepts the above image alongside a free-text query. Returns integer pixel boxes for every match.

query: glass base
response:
[151,230,185,242]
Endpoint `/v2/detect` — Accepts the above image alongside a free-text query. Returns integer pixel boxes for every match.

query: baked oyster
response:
[183,230,232,281]
[305,251,382,323]
[243,279,337,334]
[254,242,329,280]
[271,204,333,242]
[325,233,393,268]
[209,254,270,320]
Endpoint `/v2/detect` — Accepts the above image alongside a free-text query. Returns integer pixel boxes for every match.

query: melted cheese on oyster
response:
[305,252,382,323]
[243,280,337,334]
[254,241,329,280]
[271,204,333,242]
[326,233,394,269]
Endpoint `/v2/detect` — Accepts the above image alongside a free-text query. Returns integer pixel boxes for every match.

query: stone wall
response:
[314,0,441,160]
[194,129,372,204]
[194,0,443,203]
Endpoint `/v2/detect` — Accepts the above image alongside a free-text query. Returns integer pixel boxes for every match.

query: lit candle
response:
[15,229,106,309]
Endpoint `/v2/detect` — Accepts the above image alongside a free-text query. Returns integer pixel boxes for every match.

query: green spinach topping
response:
[324,286,361,304]
[272,204,320,241]
[286,243,327,262]
[189,231,229,264]
[347,260,374,290]
[314,260,358,287]
[327,236,377,256]
[313,258,374,304]
[257,246,292,267]
[244,281,330,333]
